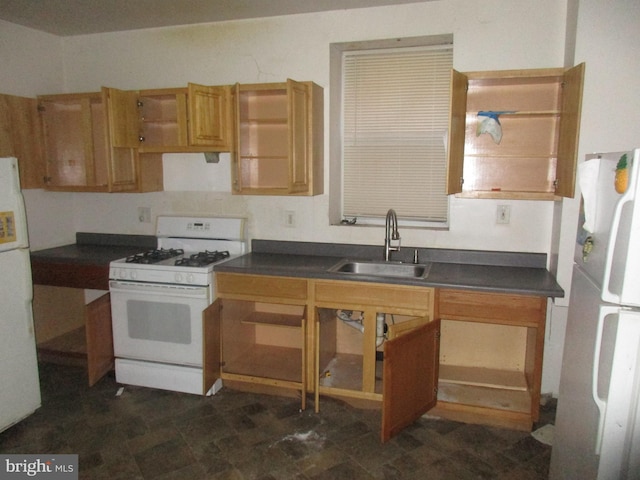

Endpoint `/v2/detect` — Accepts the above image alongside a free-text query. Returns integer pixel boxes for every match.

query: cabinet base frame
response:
[429,400,533,432]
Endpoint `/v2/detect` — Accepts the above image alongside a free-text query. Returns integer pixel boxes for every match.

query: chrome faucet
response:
[384,209,401,261]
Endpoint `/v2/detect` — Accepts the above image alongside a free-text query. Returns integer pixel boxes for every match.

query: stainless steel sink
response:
[328,259,431,279]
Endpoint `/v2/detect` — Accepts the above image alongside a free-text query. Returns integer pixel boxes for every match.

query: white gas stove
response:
[109,216,246,294]
[108,216,246,395]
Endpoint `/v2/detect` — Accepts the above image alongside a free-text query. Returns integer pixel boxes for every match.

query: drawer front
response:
[315,280,433,311]
[216,273,307,300]
[437,288,546,327]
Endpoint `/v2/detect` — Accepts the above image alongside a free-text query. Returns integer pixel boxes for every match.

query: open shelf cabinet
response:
[215,273,310,410]
[447,64,584,199]
[434,288,547,431]
[233,79,323,195]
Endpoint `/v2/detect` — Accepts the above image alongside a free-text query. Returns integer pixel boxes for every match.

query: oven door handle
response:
[109,280,209,299]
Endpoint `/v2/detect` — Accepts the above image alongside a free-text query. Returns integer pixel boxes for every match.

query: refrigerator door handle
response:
[602,149,639,303]
[592,305,618,455]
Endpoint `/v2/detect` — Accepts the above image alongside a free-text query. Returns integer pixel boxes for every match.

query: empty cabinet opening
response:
[317,307,366,393]
[221,300,305,384]
[438,319,534,414]
[139,93,186,147]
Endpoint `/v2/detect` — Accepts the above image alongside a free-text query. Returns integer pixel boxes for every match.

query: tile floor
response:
[0,362,555,479]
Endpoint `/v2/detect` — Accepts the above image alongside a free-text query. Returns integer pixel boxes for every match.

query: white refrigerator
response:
[0,157,41,433]
[550,148,640,479]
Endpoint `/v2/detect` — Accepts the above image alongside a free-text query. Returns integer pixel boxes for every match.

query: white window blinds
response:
[342,45,453,222]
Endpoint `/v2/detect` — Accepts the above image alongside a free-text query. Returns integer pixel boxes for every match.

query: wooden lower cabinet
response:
[213,273,309,410]
[33,286,113,386]
[434,288,547,431]
[313,280,437,442]
[209,274,548,439]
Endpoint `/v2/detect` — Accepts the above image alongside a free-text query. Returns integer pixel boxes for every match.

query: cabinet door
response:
[555,63,585,198]
[103,87,139,148]
[381,319,440,442]
[85,293,114,387]
[188,83,230,149]
[108,147,138,192]
[203,299,222,395]
[39,93,103,189]
[287,79,310,193]
[103,88,139,191]
[0,94,45,189]
[446,69,467,195]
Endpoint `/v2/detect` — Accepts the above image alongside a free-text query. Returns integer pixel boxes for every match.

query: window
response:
[329,36,453,227]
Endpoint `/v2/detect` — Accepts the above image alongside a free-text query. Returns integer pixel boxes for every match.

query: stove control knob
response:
[187,273,195,284]
[175,273,183,283]
[130,271,137,280]
[119,269,127,279]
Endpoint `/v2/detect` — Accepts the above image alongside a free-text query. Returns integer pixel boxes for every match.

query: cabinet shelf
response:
[497,110,560,117]
[240,155,288,160]
[437,382,532,415]
[464,153,557,159]
[216,284,308,410]
[241,118,288,125]
[223,344,303,384]
[439,364,528,391]
[141,118,178,124]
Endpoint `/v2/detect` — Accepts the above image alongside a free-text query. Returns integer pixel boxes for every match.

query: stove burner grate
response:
[126,248,184,264]
[174,250,230,267]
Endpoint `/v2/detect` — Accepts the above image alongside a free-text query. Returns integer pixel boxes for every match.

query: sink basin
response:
[328,259,431,279]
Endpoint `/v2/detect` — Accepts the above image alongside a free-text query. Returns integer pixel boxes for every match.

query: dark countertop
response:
[30,235,564,297]
[30,233,156,265]
[214,240,564,298]
[30,233,156,290]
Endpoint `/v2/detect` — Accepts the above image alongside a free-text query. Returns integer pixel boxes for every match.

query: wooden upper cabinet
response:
[36,91,151,193]
[39,92,112,191]
[132,84,231,153]
[0,93,45,189]
[232,79,323,196]
[446,63,585,199]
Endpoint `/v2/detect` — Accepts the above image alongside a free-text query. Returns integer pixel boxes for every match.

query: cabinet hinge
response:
[137,100,144,107]
[37,104,45,112]
[43,176,51,183]
[433,387,439,395]
[459,177,464,187]
[553,179,559,191]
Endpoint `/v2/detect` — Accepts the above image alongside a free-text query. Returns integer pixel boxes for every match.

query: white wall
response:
[50,0,567,256]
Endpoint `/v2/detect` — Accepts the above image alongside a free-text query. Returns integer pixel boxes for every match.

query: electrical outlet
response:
[284,210,296,227]
[138,207,151,223]
[496,205,510,224]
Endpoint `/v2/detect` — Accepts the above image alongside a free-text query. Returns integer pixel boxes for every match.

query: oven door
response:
[110,280,210,366]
